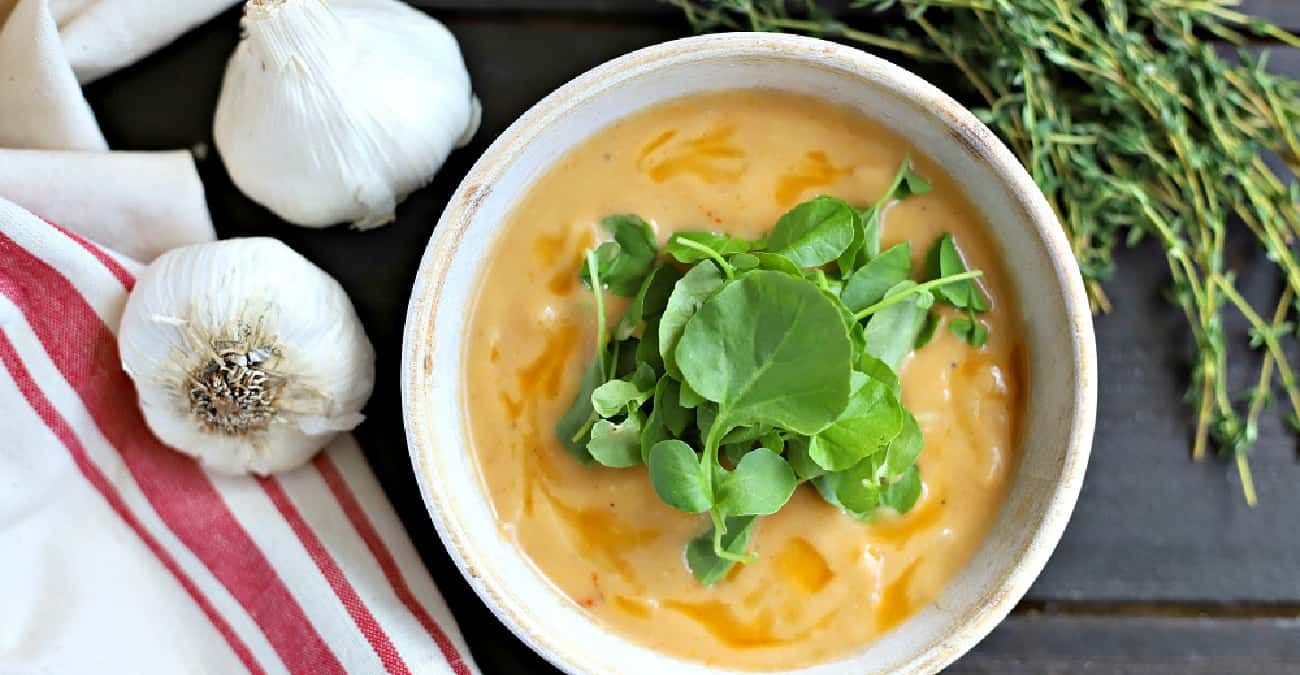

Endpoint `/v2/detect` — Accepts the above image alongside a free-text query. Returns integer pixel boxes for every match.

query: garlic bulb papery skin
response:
[213,0,480,229]
[118,238,376,475]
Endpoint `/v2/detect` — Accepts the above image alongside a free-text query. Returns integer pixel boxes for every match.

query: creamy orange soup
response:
[463,90,1025,669]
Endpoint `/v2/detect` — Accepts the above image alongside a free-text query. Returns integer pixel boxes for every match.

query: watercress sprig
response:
[555,158,990,584]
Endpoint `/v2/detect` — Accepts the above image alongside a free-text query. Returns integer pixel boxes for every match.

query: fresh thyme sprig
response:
[668,0,1300,504]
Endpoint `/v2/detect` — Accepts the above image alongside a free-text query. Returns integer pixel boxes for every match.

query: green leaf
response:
[751,252,803,277]
[863,280,934,371]
[648,440,713,513]
[630,362,657,389]
[925,234,987,311]
[615,264,683,340]
[894,159,932,200]
[878,157,933,208]
[759,430,784,454]
[659,262,725,380]
[859,207,883,262]
[640,403,671,465]
[580,214,659,297]
[842,242,912,312]
[813,472,844,508]
[716,448,797,516]
[785,436,824,481]
[722,442,752,467]
[840,158,930,273]
[554,358,602,463]
[696,401,719,439]
[654,376,692,436]
[915,311,941,349]
[836,208,868,275]
[730,252,760,270]
[665,231,754,264]
[590,362,656,418]
[809,372,904,471]
[856,352,901,397]
[884,410,924,479]
[676,271,852,435]
[679,380,704,409]
[805,268,839,295]
[611,338,640,379]
[587,413,644,467]
[590,379,645,418]
[720,423,772,446]
[949,315,989,347]
[881,465,922,513]
[686,516,756,585]
[824,287,865,363]
[836,454,886,514]
[766,196,857,267]
[635,316,663,371]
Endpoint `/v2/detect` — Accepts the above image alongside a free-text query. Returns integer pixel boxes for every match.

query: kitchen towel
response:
[0,2,480,674]
[0,0,227,260]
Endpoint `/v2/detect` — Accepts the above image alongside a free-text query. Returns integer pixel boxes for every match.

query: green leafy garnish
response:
[665,231,756,264]
[835,454,885,515]
[654,376,692,436]
[766,195,857,268]
[589,363,656,418]
[615,264,682,340]
[676,271,852,436]
[949,315,989,348]
[923,234,989,347]
[658,262,724,380]
[587,415,645,468]
[882,465,923,513]
[557,161,988,584]
[842,242,911,312]
[554,359,602,463]
[580,214,658,297]
[751,251,802,276]
[884,412,925,479]
[686,516,756,585]
[840,157,931,274]
[785,436,825,481]
[809,372,903,471]
[926,234,987,312]
[862,281,935,370]
[715,447,798,516]
[648,440,712,513]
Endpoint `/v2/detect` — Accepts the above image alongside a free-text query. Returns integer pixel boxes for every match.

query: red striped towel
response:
[0,197,477,675]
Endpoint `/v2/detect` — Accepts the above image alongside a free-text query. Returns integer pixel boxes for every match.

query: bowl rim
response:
[402,32,1096,675]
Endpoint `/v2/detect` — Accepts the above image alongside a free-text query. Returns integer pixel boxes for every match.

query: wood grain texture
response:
[1028,238,1300,604]
[74,4,1300,674]
[956,615,1300,674]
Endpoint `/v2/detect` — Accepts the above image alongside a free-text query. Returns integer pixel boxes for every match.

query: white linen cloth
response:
[0,0,228,260]
[0,2,479,674]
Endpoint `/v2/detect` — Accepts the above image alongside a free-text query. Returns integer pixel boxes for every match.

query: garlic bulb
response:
[213,0,480,229]
[119,238,376,475]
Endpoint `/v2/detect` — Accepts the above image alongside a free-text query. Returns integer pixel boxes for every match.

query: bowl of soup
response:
[402,33,1095,674]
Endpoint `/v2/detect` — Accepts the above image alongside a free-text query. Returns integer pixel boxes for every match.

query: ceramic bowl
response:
[402,33,1096,675]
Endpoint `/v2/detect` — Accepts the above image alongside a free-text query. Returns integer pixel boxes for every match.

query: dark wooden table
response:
[83,2,1300,672]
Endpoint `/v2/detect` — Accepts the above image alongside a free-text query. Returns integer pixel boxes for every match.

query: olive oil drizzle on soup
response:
[463,89,1025,669]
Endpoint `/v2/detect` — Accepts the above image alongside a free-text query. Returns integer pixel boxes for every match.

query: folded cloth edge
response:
[0,148,217,261]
